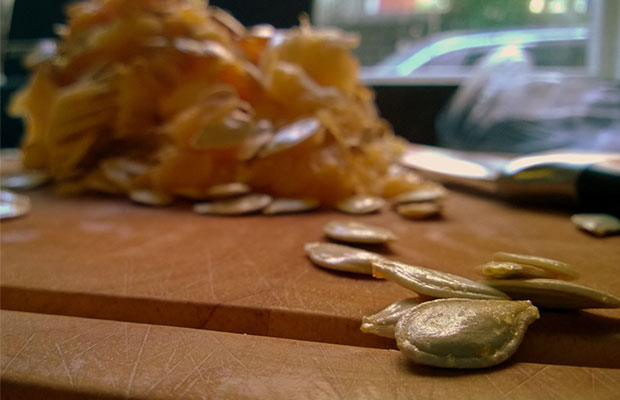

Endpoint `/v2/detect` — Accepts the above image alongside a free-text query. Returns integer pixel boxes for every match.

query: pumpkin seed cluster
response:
[304,223,619,369]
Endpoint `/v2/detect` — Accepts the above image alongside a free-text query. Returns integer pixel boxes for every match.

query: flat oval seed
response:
[1,170,51,190]
[396,202,441,219]
[194,193,272,215]
[477,261,555,279]
[129,189,174,207]
[492,252,578,279]
[372,259,509,300]
[361,298,422,338]
[482,279,620,309]
[304,242,385,275]
[395,298,539,369]
[206,182,251,199]
[263,198,319,215]
[337,195,385,215]
[391,184,446,204]
[571,213,620,237]
[0,190,31,220]
[237,130,273,161]
[324,220,397,244]
[259,117,321,157]
[101,158,148,190]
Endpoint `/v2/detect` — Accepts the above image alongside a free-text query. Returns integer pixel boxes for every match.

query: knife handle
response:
[576,160,620,217]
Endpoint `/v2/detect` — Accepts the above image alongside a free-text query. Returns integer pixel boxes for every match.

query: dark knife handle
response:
[576,161,620,217]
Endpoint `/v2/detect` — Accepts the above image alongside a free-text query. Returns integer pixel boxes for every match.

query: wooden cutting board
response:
[3,310,620,399]
[2,188,620,370]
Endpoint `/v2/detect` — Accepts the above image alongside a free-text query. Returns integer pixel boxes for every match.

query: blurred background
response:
[2,0,619,150]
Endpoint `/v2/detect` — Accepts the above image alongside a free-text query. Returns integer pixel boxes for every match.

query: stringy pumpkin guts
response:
[9,0,419,206]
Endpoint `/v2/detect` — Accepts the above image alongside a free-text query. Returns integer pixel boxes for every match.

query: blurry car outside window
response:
[313,0,594,82]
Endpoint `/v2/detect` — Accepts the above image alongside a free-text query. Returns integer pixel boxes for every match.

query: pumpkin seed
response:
[259,117,321,157]
[492,252,578,279]
[262,198,319,215]
[360,298,422,338]
[173,38,236,62]
[129,189,174,207]
[336,195,385,215]
[482,279,620,309]
[0,190,31,220]
[1,169,51,190]
[571,213,620,237]
[0,148,22,176]
[396,202,441,219]
[237,120,273,161]
[304,242,385,275]
[324,220,397,244]
[100,158,148,190]
[192,108,252,149]
[206,182,251,199]
[391,184,446,204]
[194,193,272,215]
[477,261,555,279]
[372,259,509,300]
[395,298,539,369]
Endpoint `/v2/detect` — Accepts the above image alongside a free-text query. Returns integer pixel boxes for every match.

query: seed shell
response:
[1,170,51,190]
[194,193,272,215]
[336,195,385,215]
[0,190,31,220]
[259,117,321,157]
[372,259,509,300]
[492,252,578,279]
[129,189,174,206]
[206,182,251,199]
[324,220,397,244]
[482,278,620,309]
[395,298,539,369]
[263,198,319,215]
[237,128,273,161]
[304,242,385,275]
[571,213,620,237]
[360,298,422,338]
[391,184,446,204]
[477,261,555,279]
[396,202,441,219]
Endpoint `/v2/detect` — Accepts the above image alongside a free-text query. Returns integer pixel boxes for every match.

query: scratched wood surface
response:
[1,189,620,369]
[2,310,620,400]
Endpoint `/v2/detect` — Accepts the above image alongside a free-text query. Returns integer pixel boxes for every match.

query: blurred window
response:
[313,0,609,82]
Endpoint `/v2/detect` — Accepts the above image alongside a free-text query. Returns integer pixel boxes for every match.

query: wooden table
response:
[2,188,620,399]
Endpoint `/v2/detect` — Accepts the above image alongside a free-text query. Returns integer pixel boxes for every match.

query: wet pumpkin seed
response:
[336,195,385,215]
[192,109,252,149]
[477,261,555,279]
[323,220,397,244]
[237,128,273,161]
[396,202,441,219]
[1,170,51,190]
[395,298,539,369]
[304,242,385,275]
[360,298,422,338]
[372,259,509,300]
[492,252,578,279]
[194,193,272,215]
[100,158,148,190]
[391,184,446,204]
[262,198,319,215]
[0,190,31,220]
[206,182,251,199]
[571,213,620,237]
[482,278,620,309]
[259,117,321,157]
[129,189,174,207]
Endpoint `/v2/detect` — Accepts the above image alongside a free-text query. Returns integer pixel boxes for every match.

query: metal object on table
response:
[401,145,620,215]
